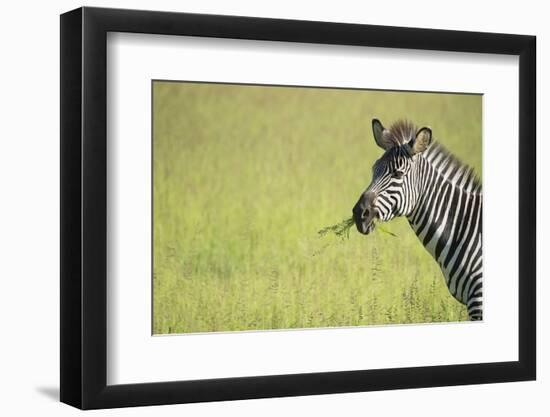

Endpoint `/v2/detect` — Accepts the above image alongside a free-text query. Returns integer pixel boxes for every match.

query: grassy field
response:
[152,82,482,334]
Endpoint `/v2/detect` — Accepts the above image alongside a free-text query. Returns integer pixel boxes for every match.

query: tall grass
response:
[153,82,481,334]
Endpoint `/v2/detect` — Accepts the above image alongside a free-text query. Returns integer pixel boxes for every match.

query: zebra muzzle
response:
[352,192,377,235]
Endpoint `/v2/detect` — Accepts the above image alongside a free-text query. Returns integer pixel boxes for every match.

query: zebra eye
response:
[392,170,404,179]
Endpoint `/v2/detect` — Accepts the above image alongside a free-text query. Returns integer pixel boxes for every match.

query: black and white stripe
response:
[353,119,483,320]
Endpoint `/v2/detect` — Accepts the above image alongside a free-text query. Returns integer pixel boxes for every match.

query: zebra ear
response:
[410,127,432,155]
[372,119,393,150]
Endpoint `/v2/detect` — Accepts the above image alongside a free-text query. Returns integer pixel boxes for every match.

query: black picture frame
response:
[60,6,536,410]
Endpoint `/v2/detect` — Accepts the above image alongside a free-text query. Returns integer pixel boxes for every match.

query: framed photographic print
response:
[60,6,536,409]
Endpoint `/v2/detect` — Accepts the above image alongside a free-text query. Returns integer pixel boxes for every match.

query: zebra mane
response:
[384,119,417,146]
[383,119,482,194]
[422,142,482,194]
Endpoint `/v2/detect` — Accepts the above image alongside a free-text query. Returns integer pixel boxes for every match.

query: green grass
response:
[153,82,482,334]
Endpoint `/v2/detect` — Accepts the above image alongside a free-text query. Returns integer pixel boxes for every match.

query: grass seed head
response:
[318,217,355,240]
[318,217,397,240]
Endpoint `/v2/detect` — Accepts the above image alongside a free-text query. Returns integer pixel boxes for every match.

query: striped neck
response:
[406,144,482,266]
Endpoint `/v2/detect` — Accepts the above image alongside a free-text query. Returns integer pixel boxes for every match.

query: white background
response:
[108,34,518,384]
[0,0,546,416]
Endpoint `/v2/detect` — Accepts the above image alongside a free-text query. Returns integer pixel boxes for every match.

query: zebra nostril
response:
[362,208,370,220]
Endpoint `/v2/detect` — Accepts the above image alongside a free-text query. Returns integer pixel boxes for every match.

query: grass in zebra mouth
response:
[318,217,355,240]
[312,217,397,259]
[318,217,398,240]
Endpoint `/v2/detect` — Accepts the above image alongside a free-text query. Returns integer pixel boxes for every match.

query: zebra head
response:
[353,119,432,235]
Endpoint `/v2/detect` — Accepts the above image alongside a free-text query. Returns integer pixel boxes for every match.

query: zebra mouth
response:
[355,219,376,235]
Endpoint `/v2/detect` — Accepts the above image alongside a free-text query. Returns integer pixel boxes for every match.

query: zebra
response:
[352,119,482,320]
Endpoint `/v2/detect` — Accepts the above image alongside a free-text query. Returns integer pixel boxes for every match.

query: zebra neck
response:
[405,153,482,269]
